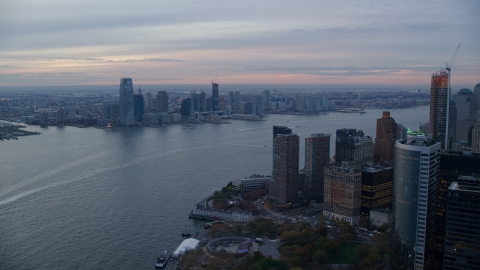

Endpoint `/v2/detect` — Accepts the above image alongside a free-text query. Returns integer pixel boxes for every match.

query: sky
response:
[0,0,479,87]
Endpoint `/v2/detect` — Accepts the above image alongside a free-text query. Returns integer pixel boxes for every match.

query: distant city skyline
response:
[0,0,479,87]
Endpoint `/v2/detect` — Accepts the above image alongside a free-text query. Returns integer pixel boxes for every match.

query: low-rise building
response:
[232,174,271,194]
[369,208,392,227]
[191,207,252,222]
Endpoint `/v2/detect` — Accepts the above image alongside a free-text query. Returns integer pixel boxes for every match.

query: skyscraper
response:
[361,165,393,216]
[273,125,292,138]
[144,92,152,113]
[228,91,234,108]
[234,91,241,112]
[472,122,480,152]
[430,70,449,149]
[119,77,134,126]
[133,94,144,123]
[262,90,271,111]
[335,128,357,165]
[335,128,373,170]
[211,83,219,111]
[304,133,330,202]
[199,91,206,112]
[254,95,263,116]
[180,98,194,122]
[323,166,362,225]
[156,91,168,112]
[453,88,478,141]
[435,150,480,268]
[373,111,397,165]
[270,127,299,204]
[390,132,441,270]
[443,176,480,269]
[56,108,65,124]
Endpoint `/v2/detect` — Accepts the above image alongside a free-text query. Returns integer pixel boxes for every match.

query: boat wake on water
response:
[0,144,214,207]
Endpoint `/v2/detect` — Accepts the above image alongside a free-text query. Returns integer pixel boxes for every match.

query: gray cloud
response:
[0,0,479,86]
[0,56,185,63]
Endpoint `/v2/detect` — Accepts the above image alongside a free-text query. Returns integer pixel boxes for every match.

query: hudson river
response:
[0,107,428,269]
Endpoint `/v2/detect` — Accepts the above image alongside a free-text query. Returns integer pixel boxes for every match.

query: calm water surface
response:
[0,107,428,269]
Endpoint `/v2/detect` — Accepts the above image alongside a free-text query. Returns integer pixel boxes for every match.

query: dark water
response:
[0,107,428,269]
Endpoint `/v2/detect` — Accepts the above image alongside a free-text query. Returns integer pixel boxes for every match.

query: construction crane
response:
[212,75,217,85]
[445,43,461,150]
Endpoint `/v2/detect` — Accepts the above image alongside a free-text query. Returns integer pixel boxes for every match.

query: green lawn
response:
[328,243,358,264]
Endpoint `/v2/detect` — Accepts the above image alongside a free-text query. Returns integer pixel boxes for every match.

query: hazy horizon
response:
[2,82,478,96]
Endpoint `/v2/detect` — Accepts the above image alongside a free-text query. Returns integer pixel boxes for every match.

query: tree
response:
[338,232,354,245]
[315,226,328,237]
[370,233,390,256]
[359,216,372,229]
[337,220,356,235]
[323,240,341,257]
[355,243,371,260]
[313,249,328,263]
[377,223,390,233]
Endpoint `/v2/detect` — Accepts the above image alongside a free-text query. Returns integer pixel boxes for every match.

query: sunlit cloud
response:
[0,0,478,86]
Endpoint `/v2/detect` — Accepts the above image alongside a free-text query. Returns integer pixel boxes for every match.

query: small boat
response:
[155,250,171,268]
[181,229,192,237]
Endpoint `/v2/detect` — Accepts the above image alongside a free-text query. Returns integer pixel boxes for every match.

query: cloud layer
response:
[0,0,479,86]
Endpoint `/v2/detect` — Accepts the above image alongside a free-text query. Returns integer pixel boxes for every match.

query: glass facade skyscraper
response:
[390,134,441,270]
[429,70,449,149]
[444,176,480,269]
[211,83,219,111]
[118,77,134,126]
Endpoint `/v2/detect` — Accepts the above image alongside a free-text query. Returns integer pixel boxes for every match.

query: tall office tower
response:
[211,83,219,111]
[443,176,480,269]
[144,92,152,113]
[434,150,480,268]
[39,111,49,125]
[156,91,168,112]
[390,132,441,270]
[205,97,212,111]
[448,100,457,146]
[335,128,357,165]
[244,102,256,115]
[273,125,292,138]
[336,129,373,170]
[133,94,144,123]
[104,102,119,121]
[472,122,480,152]
[118,77,135,126]
[429,70,450,149]
[474,82,480,113]
[180,98,194,122]
[304,133,330,202]
[361,165,393,216]
[262,90,271,111]
[454,88,478,141]
[56,108,65,124]
[191,91,200,111]
[323,166,362,225]
[199,92,206,112]
[228,91,234,107]
[234,91,241,112]
[270,128,299,204]
[373,111,397,165]
[397,124,407,140]
[254,95,264,116]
